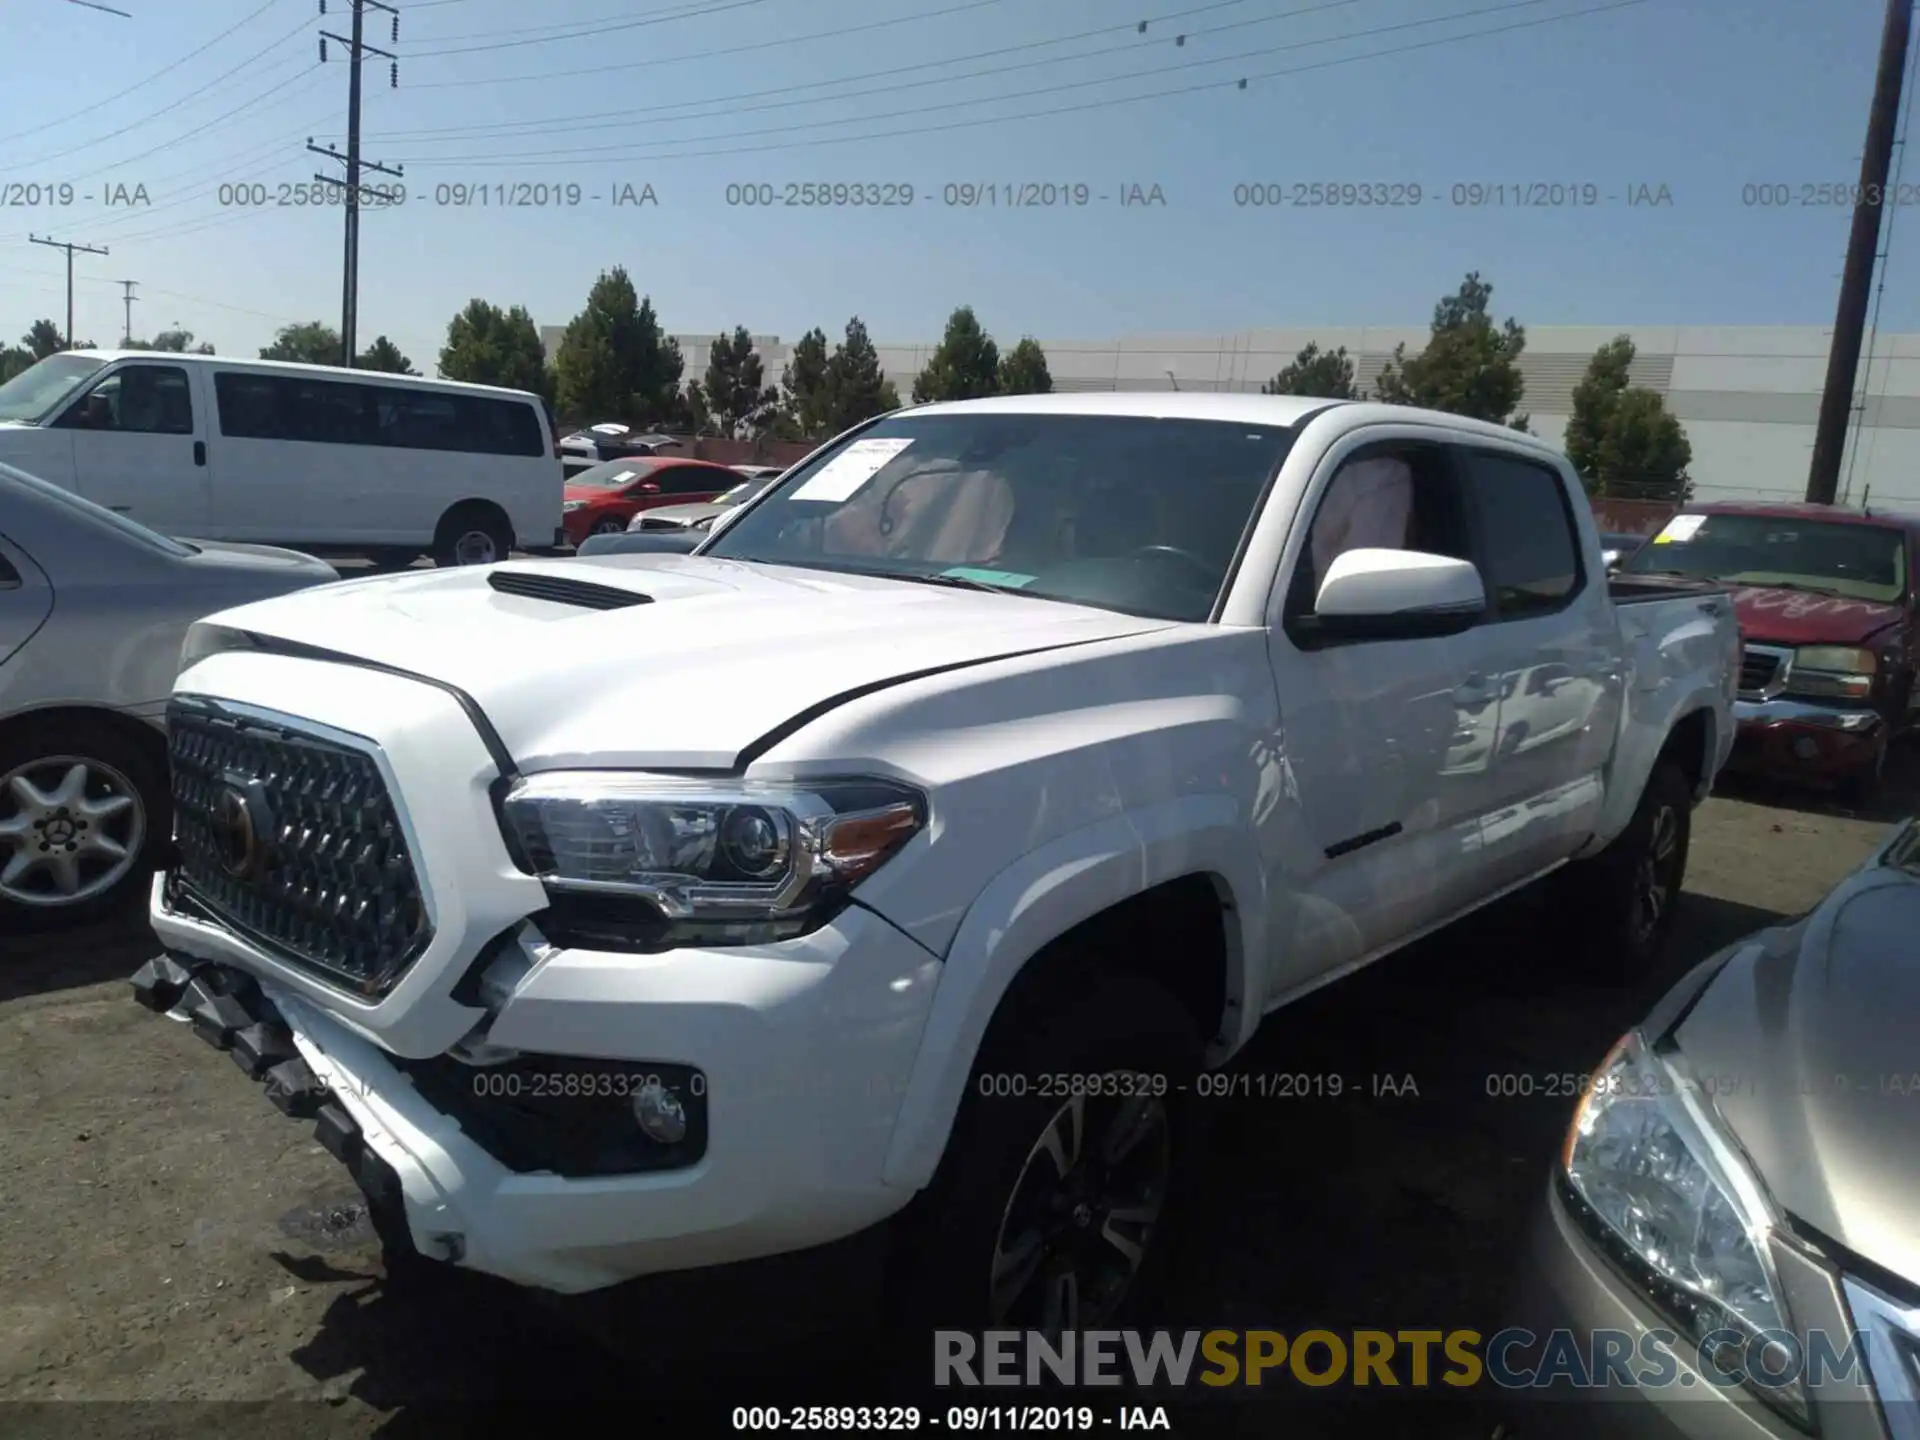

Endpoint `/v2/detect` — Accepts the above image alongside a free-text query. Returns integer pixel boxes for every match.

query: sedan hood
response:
[1729,585,1905,646]
[196,554,1172,769]
[1672,827,1920,1288]
[180,538,339,579]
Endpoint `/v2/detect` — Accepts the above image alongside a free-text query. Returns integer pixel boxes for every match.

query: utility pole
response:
[1808,0,1914,505]
[118,279,138,346]
[29,234,109,350]
[312,0,402,369]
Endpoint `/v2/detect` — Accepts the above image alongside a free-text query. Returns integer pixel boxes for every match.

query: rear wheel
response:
[432,503,513,567]
[0,716,167,933]
[884,968,1202,1345]
[589,516,626,536]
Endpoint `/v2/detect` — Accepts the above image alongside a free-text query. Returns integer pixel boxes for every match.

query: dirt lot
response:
[2,755,1914,1438]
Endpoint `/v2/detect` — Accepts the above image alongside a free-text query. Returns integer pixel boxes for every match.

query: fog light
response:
[632,1080,688,1144]
[1792,736,1821,760]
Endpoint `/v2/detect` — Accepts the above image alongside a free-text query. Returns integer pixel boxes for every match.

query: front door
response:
[1263,437,1505,993]
[52,362,209,536]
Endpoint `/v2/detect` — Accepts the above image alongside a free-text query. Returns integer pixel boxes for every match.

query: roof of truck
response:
[1690,499,1920,531]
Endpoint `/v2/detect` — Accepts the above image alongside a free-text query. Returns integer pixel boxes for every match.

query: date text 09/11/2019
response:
[722,183,1168,208]
[730,1405,1175,1431]
[1230,181,1675,208]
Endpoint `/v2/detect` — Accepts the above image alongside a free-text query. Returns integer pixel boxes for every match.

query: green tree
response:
[680,378,713,435]
[356,335,417,374]
[1261,341,1355,398]
[0,346,32,382]
[551,266,683,425]
[779,326,832,437]
[911,305,999,403]
[1563,339,1693,502]
[1372,272,1529,429]
[702,326,779,438]
[25,320,77,358]
[997,336,1052,395]
[824,316,899,432]
[129,328,214,353]
[439,300,552,398]
[260,321,344,364]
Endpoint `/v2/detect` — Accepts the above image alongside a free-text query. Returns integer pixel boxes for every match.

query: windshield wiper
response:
[1737,579,1848,598]
[890,571,1022,593]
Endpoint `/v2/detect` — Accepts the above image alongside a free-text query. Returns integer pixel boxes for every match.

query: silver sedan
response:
[0,460,338,930]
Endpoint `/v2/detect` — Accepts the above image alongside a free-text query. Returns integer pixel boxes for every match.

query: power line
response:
[406,0,1012,89]
[9,8,315,168]
[395,0,1611,167]
[375,0,1352,143]
[412,0,771,45]
[407,0,773,56]
[67,0,134,16]
[315,0,404,367]
[0,0,286,143]
[29,235,111,350]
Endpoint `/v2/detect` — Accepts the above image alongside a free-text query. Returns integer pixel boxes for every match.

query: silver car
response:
[1506,817,1920,1437]
[0,461,338,931]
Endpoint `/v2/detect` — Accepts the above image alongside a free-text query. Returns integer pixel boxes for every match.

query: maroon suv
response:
[1620,501,1920,798]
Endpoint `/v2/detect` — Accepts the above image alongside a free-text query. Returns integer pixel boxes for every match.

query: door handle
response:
[193,440,206,466]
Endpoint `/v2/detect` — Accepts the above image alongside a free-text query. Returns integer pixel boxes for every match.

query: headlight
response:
[563,499,586,512]
[1788,645,1877,701]
[498,773,926,950]
[177,622,258,674]
[1561,1031,1808,1426]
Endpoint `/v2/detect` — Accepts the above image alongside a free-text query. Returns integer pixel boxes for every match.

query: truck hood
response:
[1728,584,1905,646]
[1671,838,1920,1289]
[198,554,1173,768]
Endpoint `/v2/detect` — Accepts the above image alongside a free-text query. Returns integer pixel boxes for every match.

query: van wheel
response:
[1554,760,1692,983]
[884,968,1202,1346]
[0,717,167,933]
[433,504,513,567]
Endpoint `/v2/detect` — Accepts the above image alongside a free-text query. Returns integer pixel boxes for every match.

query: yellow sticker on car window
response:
[1652,514,1705,544]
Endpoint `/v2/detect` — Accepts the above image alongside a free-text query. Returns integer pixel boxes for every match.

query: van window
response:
[214,371,545,457]
[54,364,194,435]
[1457,449,1583,618]
[0,353,109,423]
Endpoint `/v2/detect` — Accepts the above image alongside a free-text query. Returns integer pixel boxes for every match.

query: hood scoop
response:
[486,569,653,611]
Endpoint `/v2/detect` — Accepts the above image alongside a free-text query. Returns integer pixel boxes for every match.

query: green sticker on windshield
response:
[940,566,1036,588]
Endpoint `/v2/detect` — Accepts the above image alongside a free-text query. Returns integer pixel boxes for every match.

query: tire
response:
[883,966,1204,1349]
[432,503,513,567]
[589,517,626,536]
[1553,760,1692,982]
[0,715,169,933]
[1839,738,1888,806]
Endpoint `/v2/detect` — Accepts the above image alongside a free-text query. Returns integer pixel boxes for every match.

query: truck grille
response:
[167,698,431,997]
[1738,645,1792,699]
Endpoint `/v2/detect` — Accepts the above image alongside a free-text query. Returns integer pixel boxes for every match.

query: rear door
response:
[52,361,209,536]
[1451,445,1621,887]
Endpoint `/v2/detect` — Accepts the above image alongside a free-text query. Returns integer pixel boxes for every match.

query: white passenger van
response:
[0,351,564,566]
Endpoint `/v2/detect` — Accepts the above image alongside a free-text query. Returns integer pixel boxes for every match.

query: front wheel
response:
[1553,760,1692,983]
[884,970,1202,1343]
[432,504,514,567]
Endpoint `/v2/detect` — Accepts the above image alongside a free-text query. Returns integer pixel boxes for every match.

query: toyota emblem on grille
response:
[211,780,273,880]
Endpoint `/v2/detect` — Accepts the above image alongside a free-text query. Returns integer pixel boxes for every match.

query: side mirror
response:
[634,481,660,495]
[1295,548,1485,646]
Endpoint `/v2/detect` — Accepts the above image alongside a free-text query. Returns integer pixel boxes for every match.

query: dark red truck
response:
[1618,501,1920,798]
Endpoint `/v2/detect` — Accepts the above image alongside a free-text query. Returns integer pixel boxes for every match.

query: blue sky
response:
[0,0,1907,365]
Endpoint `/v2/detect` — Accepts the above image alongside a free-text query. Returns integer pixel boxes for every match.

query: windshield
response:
[0,459,195,557]
[703,411,1297,622]
[568,459,657,489]
[0,353,109,424]
[1625,512,1908,604]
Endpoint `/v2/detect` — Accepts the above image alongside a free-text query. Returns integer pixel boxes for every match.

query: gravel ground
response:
[2,751,1913,1438]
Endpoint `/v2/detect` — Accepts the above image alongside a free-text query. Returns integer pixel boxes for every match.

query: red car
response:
[561,457,742,547]
[1621,501,1920,797]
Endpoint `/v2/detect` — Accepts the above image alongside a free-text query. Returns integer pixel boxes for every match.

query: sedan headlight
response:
[1561,1031,1808,1425]
[498,773,926,950]
[1787,645,1877,702]
[563,499,587,513]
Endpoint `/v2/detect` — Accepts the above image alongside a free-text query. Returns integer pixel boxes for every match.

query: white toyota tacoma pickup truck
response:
[132,393,1740,1336]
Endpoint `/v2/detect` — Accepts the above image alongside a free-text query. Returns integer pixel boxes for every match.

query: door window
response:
[57,365,194,435]
[656,465,729,497]
[1455,450,1583,619]
[1285,442,1474,625]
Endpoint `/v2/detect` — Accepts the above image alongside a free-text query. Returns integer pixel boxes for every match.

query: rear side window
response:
[0,550,19,588]
[656,465,730,497]
[214,372,545,456]
[1457,450,1582,618]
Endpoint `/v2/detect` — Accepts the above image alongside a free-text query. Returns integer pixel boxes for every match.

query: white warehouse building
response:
[539,323,1920,510]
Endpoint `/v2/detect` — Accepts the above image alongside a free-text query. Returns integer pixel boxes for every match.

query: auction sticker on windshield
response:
[789,437,916,502]
[1652,514,1706,544]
